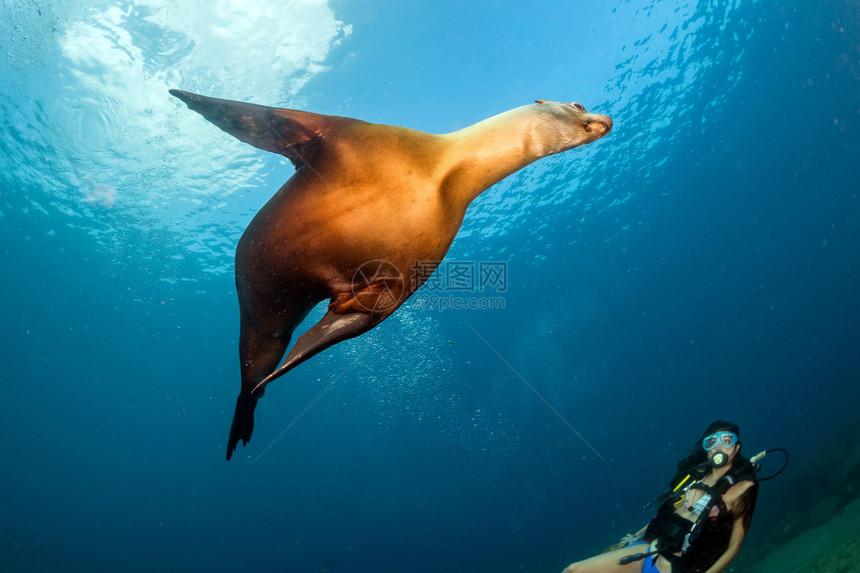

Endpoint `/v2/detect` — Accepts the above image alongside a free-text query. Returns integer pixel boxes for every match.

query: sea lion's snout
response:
[592,113,613,134]
[581,112,612,141]
[532,101,613,153]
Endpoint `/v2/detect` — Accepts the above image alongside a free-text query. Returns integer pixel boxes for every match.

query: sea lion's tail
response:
[169,88,328,168]
[226,391,259,461]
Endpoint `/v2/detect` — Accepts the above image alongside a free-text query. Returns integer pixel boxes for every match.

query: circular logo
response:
[351,259,404,312]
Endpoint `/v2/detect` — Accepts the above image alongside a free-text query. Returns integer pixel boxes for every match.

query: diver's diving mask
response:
[702,431,738,451]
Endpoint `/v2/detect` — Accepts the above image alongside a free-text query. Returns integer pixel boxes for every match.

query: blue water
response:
[1,1,857,572]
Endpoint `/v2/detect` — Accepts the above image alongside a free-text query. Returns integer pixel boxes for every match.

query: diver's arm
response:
[617,524,648,546]
[702,516,747,573]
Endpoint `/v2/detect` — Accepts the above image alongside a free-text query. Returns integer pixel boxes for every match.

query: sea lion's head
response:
[532,100,613,155]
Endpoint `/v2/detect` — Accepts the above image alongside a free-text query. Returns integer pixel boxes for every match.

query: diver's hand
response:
[619,533,640,547]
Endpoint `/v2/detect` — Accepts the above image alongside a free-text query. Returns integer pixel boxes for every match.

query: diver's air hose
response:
[751,447,789,481]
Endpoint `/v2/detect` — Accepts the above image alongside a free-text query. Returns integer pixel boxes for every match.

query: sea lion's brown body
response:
[169,90,612,459]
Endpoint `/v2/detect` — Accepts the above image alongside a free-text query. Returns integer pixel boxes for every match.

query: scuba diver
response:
[562,420,779,573]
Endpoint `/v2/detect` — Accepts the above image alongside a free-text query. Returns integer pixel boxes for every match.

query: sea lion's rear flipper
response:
[169,89,338,168]
[226,391,259,461]
[251,311,376,394]
[227,322,290,460]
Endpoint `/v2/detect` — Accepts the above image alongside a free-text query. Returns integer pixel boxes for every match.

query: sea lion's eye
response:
[572,102,586,111]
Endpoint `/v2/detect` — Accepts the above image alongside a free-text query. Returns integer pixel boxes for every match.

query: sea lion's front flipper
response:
[169,89,336,167]
[252,311,375,394]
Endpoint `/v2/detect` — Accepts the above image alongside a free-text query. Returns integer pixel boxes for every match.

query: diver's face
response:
[703,430,740,464]
[709,442,739,463]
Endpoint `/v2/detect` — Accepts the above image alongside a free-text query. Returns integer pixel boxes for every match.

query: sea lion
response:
[169,89,612,459]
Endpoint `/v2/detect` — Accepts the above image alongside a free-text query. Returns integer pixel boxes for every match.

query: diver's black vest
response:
[644,460,758,573]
